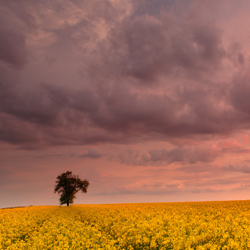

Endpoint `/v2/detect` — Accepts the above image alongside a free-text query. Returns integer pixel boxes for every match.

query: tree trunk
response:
[67,201,69,206]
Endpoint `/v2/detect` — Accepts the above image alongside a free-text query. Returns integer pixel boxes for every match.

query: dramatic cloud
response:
[102,12,226,82]
[0,28,27,69]
[1,0,250,207]
[0,0,248,148]
[230,69,250,116]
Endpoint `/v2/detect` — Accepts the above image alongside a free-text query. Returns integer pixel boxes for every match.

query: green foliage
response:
[54,171,89,206]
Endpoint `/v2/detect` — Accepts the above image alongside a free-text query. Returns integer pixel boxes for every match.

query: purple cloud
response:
[2,0,250,207]
[0,28,27,69]
[1,0,249,150]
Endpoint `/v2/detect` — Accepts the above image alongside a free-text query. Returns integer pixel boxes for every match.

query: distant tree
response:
[54,171,89,206]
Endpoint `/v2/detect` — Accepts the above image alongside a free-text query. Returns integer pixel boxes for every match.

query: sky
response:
[1,0,250,207]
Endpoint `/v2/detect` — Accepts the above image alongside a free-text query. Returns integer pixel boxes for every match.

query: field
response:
[1,200,250,249]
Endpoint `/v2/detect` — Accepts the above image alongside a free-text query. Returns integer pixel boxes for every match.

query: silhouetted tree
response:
[54,171,89,206]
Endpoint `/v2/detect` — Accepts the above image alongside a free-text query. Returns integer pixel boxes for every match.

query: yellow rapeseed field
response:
[1,200,250,249]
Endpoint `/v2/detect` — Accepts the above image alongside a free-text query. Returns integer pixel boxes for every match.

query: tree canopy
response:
[54,171,89,206]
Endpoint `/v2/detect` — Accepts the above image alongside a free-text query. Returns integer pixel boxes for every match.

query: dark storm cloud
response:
[230,70,250,117]
[0,113,41,145]
[0,28,27,69]
[0,82,67,126]
[0,1,30,69]
[99,11,225,82]
[0,62,69,128]
[0,0,250,149]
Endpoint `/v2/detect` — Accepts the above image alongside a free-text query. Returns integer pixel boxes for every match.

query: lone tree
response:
[54,171,89,206]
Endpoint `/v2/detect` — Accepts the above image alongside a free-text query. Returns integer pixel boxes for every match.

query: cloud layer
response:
[1,0,250,206]
[1,0,250,149]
